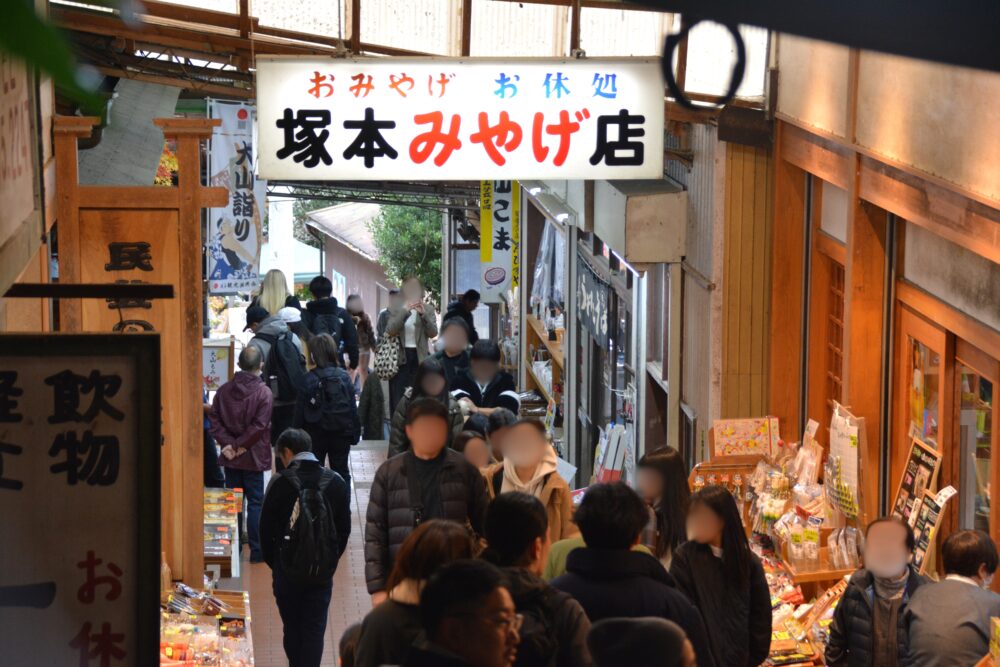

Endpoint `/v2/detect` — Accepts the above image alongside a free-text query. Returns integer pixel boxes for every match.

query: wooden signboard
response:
[711,416,781,461]
[54,116,227,584]
[0,334,160,666]
[891,437,942,527]
[203,338,235,393]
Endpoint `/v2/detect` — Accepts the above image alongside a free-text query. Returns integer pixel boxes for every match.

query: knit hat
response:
[277,306,302,324]
[587,617,688,667]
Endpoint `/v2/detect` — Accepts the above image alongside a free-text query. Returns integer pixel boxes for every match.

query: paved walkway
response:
[222,441,388,667]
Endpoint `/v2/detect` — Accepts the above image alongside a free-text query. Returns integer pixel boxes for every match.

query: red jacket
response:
[209,371,273,472]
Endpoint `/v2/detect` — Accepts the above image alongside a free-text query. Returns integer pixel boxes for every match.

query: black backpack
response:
[311,312,345,351]
[512,585,561,667]
[256,331,306,402]
[278,467,341,585]
[304,368,360,442]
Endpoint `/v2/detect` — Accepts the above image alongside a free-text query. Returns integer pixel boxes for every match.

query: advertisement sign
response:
[256,57,664,180]
[577,251,609,347]
[891,436,942,526]
[208,101,267,294]
[0,334,160,666]
[480,180,519,303]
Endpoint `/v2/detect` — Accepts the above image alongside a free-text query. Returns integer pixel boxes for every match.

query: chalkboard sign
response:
[577,251,609,347]
[0,334,160,666]
[891,436,942,527]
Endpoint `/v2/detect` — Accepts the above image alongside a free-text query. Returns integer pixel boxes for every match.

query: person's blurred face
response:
[636,467,664,506]
[442,587,520,667]
[864,521,911,579]
[405,416,449,457]
[462,436,491,469]
[681,639,697,667]
[443,325,469,354]
[488,426,511,461]
[403,279,423,302]
[420,373,447,397]
[463,296,480,311]
[503,424,547,468]
[390,292,404,309]
[471,358,500,385]
[686,502,724,545]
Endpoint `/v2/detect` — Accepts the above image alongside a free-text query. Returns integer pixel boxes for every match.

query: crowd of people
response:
[203,268,1000,667]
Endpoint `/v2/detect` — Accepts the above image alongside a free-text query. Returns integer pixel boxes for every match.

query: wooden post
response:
[461,0,472,57]
[843,153,889,520]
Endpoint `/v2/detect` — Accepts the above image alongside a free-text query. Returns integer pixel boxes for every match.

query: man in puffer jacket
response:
[825,516,929,666]
[364,398,489,605]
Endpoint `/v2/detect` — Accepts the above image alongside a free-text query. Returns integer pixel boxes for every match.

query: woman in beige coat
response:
[482,419,578,544]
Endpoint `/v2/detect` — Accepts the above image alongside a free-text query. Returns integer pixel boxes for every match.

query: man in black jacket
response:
[825,516,929,667]
[302,275,360,370]
[443,289,480,344]
[433,318,472,390]
[260,428,352,667]
[551,483,716,667]
[364,398,489,605]
[451,340,520,418]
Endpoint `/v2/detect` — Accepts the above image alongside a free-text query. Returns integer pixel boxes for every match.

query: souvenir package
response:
[160,613,221,666]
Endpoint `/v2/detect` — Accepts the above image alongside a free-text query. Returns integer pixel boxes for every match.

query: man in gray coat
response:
[905,529,1000,666]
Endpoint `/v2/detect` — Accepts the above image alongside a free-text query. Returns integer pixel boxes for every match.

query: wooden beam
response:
[896,281,1000,362]
[675,14,689,92]
[4,283,175,299]
[492,0,666,12]
[360,42,435,57]
[664,100,719,125]
[92,65,253,99]
[78,185,181,209]
[139,0,243,31]
[778,121,852,189]
[350,0,361,54]
[570,0,582,54]
[461,0,472,57]
[768,121,808,440]
[815,230,847,265]
[843,152,889,520]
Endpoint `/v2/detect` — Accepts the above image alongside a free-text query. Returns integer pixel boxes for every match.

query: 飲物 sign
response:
[256,57,664,180]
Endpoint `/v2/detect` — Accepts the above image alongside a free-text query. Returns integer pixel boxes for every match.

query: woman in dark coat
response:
[388,357,465,457]
[670,485,772,667]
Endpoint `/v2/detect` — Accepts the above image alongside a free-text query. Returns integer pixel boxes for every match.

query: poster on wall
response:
[480,180,520,303]
[202,338,235,393]
[712,416,781,460]
[255,57,664,181]
[207,100,267,295]
[577,252,609,346]
[891,436,942,526]
[0,334,160,666]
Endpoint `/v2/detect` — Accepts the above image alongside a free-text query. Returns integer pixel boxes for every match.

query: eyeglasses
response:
[450,612,523,633]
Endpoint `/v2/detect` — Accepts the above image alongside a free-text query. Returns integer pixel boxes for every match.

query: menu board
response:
[891,437,942,526]
[0,334,160,666]
[712,417,781,459]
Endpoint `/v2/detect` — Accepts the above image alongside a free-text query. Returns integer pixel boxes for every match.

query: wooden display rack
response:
[524,314,563,405]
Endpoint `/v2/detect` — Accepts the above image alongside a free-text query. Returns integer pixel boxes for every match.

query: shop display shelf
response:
[526,314,564,368]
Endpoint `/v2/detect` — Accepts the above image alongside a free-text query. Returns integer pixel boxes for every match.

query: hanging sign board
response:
[208,100,267,294]
[202,338,235,393]
[891,436,942,526]
[0,334,160,666]
[480,180,520,303]
[576,252,609,347]
[256,57,664,180]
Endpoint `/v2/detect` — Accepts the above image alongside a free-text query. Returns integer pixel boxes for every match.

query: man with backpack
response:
[209,346,273,563]
[260,428,352,667]
[246,304,307,466]
[293,333,361,491]
[302,275,361,370]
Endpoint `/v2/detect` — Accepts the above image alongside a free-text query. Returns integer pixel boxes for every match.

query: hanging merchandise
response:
[207,100,268,295]
[826,403,864,519]
[576,250,610,347]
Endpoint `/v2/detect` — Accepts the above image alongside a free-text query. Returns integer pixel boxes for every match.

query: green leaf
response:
[0,0,104,113]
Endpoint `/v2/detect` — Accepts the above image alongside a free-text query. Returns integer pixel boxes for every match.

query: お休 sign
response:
[0,334,160,666]
[480,181,520,303]
[256,57,664,181]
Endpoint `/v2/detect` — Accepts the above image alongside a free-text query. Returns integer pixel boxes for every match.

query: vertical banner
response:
[576,251,609,346]
[480,180,519,303]
[0,334,160,666]
[208,101,267,294]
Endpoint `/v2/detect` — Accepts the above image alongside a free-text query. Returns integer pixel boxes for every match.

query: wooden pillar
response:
[768,122,807,440]
[843,153,889,520]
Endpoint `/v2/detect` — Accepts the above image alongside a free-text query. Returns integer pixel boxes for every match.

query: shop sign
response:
[480,180,519,303]
[0,334,160,666]
[208,101,267,295]
[891,436,942,526]
[0,54,36,248]
[577,251,609,346]
[256,57,664,180]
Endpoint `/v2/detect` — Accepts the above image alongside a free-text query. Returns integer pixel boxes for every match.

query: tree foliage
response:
[292,197,327,249]
[367,205,443,307]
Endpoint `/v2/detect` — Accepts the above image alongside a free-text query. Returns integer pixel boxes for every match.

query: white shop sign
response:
[256,57,664,181]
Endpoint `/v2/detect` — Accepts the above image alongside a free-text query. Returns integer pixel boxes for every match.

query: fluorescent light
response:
[528,187,542,195]
[555,213,569,222]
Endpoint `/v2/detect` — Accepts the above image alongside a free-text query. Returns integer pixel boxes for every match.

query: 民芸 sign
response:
[480,180,519,303]
[0,334,160,666]
[256,57,664,180]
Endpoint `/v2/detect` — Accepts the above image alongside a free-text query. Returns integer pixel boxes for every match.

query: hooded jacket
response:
[669,540,772,667]
[502,566,592,667]
[388,387,466,457]
[551,548,716,667]
[355,579,423,667]
[208,371,273,471]
[444,300,479,344]
[303,297,361,369]
[248,315,302,364]
[825,566,929,667]
[364,449,488,593]
[483,453,578,544]
[450,369,520,413]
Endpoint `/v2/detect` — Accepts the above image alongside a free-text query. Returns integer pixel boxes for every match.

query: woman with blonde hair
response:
[253,269,301,316]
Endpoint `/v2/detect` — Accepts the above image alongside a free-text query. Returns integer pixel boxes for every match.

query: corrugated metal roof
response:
[306,203,382,259]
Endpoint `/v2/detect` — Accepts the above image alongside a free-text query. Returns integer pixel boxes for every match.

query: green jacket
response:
[387,387,465,457]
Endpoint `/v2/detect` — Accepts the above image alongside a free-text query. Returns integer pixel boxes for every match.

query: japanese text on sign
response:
[257,58,664,180]
[480,181,519,304]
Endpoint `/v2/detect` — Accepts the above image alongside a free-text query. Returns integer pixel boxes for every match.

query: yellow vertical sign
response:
[480,180,493,263]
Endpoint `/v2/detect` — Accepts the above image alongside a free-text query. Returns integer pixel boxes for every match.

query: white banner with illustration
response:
[480,180,519,303]
[208,101,267,294]
[256,58,664,181]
